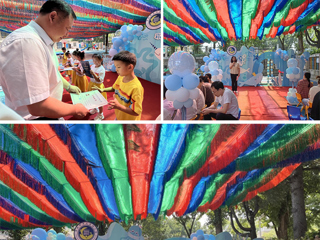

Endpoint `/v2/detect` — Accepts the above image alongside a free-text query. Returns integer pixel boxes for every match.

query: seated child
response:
[93,51,144,120]
[64,51,73,79]
[88,54,107,121]
[72,49,80,85]
[72,49,88,92]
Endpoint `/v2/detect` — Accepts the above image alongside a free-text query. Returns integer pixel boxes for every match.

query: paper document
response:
[70,90,108,109]
[59,67,73,72]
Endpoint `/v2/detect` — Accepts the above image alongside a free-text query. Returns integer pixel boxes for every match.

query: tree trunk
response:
[98,222,108,236]
[277,210,289,240]
[290,165,307,239]
[214,209,223,234]
[298,32,304,54]
[249,217,257,239]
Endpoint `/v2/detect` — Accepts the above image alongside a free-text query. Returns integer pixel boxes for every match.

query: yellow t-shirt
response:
[62,52,68,65]
[112,76,144,120]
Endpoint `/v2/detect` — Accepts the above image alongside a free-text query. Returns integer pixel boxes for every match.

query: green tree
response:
[7,229,30,240]
[172,212,204,238]
[206,208,229,235]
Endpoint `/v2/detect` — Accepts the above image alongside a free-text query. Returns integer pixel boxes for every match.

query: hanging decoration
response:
[0,124,319,229]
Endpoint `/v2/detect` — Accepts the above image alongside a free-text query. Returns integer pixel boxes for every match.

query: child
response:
[64,51,73,79]
[72,49,80,85]
[61,47,67,65]
[72,49,88,92]
[93,51,144,120]
[88,54,107,121]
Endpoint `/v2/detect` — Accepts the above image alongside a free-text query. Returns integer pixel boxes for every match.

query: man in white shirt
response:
[0,0,88,120]
[202,81,239,120]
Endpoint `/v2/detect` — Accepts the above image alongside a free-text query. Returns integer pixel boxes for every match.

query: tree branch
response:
[243,202,251,222]
[272,220,279,238]
[232,207,251,232]
[305,30,317,46]
[253,197,260,216]
[229,209,247,237]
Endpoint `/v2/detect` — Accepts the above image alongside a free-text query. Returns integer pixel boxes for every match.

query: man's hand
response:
[92,86,103,93]
[236,75,239,81]
[108,95,123,110]
[202,108,214,115]
[74,103,88,119]
[68,85,81,94]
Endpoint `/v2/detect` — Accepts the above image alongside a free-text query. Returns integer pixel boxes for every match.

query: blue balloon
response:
[31,229,47,240]
[191,233,197,239]
[173,100,184,109]
[200,65,205,71]
[165,74,182,91]
[203,56,209,62]
[32,236,40,240]
[56,233,66,240]
[128,35,134,41]
[113,38,123,48]
[286,67,293,74]
[111,64,116,72]
[182,73,199,90]
[132,30,138,35]
[209,235,216,240]
[213,69,219,76]
[204,66,209,72]
[198,236,205,240]
[47,230,57,235]
[136,31,142,37]
[183,98,193,108]
[122,37,128,42]
[292,67,299,74]
[120,25,127,31]
[197,230,205,235]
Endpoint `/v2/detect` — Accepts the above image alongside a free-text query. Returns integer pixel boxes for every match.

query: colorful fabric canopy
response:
[0,0,160,38]
[164,0,320,45]
[0,124,319,229]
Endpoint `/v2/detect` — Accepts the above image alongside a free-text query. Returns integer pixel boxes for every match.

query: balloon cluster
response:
[27,228,73,240]
[275,48,289,61]
[300,51,310,63]
[109,24,144,72]
[208,61,223,81]
[286,58,300,82]
[200,49,226,75]
[286,88,299,105]
[165,51,199,109]
[190,230,215,240]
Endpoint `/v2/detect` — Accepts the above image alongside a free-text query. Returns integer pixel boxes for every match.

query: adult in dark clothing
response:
[198,76,214,107]
[311,91,320,120]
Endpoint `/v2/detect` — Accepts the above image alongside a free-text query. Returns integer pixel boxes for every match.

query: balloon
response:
[32,229,47,240]
[218,69,223,75]
[56,233,66,240]
[209,235,216,240]
[132,30,137,35]
[183,98,193,108]
[191,233,197,239]
[294,73,300,79]
[208,61,219,71]
[120,25,127,31]
[198,236,205,240]
[46,236,52,240]
[173,100,184,109]
[65,238,73,240]
[203,56,209,62]
[182,73,199,90]
[128,35,134,41]
[197,230,205,235]
[286,74,290,79]
[204,66,209,72]
[109,48,118,57]
[48,230,56,235]
[217,74,223,80]
[113,38,123,48]
[111,64,116,72]
[212,69,219,76]
[136,31,142,37]
[292,68,299,74]
[168,51,195,77]
[165,75,182,91]
[211,75,217,81]
[137,25,143,31]
[287,58,298,68]
[166,90,176,101]
[175,87,190,102]
[200,65,205,71]
[32,236,40,240]
[189,88,199,99]
[286,68,293,74]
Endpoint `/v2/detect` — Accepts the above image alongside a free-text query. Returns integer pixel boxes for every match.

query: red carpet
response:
[229,86,290,120]
[62,72,160,121]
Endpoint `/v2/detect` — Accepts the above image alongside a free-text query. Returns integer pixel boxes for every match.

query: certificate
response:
[70,90,108,109]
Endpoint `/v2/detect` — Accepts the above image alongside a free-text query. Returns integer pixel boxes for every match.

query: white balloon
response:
[175,87,190,102]
[218,69,223,75]
[294,73,301,79]
[168,51,196,77]
[208,61,219,71]
[217,74,223,80]
[173,100,184,109]
[286,74,290,79]
[189,88,199,99]
[166,90,176,101]
[211,75,217,81]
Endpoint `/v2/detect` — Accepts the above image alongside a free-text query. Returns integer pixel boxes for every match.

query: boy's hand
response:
[108,94,122,110]
[68,85,81,95]
[92,86,103,92]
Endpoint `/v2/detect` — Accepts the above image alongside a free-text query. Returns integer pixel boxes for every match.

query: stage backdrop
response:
[129,28,161,84]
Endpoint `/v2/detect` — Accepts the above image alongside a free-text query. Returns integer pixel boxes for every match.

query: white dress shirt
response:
[0,21,63,119]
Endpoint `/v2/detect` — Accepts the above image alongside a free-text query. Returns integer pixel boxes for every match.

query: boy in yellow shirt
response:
[93,51,144,120]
